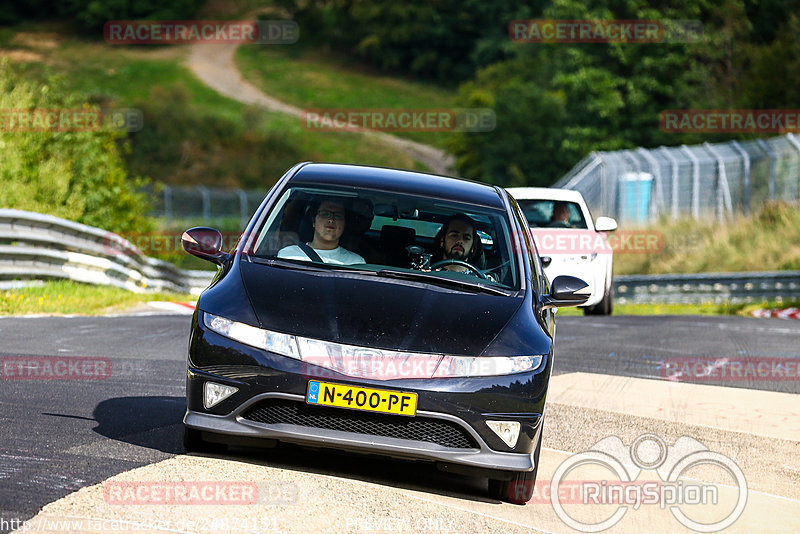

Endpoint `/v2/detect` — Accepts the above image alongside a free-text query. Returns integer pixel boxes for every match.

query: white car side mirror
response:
[595,216,618,232]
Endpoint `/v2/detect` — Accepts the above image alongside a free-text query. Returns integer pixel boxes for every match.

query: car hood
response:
[239,261,524,356]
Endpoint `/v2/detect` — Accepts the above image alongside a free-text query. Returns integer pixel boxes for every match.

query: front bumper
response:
[185,314,551,474]
[186,391,541,474]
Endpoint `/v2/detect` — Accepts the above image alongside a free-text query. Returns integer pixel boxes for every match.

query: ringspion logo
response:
[549,434,747,532]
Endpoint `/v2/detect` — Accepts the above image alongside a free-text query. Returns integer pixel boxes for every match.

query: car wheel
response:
[584,283,613,316]
[487,422,543,504]
[183,427,227,454]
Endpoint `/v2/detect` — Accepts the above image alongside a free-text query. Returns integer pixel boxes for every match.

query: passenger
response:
[278,200,365,264]
[546,201,572,228]
[432,213,482,273]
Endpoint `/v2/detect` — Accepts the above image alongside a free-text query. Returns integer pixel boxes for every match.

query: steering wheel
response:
[430,259,487,279]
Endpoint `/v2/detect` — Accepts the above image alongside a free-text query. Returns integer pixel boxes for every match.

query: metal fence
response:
[554,134,800,225]
[149,185,266,227]
[152,133,800,227]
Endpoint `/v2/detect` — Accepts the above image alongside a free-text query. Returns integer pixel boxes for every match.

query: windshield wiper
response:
[376,269,509,296]
[248,256,377,275]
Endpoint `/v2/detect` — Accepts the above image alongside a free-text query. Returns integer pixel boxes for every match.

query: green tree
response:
[0,61,153,234]
[450,0,716,186]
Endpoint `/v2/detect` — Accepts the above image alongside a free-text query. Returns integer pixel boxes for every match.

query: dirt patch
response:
[0,49,43,62]
[11,32,60,49]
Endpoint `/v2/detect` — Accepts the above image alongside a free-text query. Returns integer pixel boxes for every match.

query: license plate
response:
[306,380,417,416]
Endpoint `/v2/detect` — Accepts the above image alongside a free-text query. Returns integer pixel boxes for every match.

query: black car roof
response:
[288,163,506,209]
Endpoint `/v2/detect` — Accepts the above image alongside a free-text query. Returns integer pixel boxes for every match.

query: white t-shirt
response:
[277,245,365,265]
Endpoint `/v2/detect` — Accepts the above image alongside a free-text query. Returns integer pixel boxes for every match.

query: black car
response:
[181,162,589,504]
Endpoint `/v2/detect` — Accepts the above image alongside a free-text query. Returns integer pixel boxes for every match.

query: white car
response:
[506,187,617,315]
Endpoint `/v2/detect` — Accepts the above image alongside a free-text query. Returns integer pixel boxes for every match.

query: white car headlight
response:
[203,312,545,379]
[204,312,300,359]
[433,355,543,377]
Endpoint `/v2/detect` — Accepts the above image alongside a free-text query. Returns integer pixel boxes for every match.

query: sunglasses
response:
[316,210,345,221]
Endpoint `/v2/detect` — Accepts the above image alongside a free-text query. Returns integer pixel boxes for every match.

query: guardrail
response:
[3,209,797,303]
[614,271,800,304]
[0,210,216,295]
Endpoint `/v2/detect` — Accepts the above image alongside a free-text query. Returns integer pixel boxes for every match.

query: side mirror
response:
[540,256,552,267]
[540,275,590,309]
[182,227,230,265]
[595,216,618,232]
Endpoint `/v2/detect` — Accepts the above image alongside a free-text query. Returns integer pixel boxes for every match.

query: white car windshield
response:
[518,199,588,229]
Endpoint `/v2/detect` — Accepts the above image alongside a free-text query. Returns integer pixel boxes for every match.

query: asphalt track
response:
[1,312,799,532]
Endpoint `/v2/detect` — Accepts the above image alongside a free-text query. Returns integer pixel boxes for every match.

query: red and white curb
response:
[147,301,197,314]
[750,307,800,319]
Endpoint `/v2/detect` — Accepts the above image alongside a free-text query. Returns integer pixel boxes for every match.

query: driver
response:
[278,199,365,265]
[432,213,482,274]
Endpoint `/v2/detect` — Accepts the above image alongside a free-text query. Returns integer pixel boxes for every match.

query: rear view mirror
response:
[595,216,618,232]
[182,227,230,265]
[541,275,590,309]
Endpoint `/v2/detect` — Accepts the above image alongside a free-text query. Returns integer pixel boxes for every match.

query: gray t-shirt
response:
[277,245,365,265]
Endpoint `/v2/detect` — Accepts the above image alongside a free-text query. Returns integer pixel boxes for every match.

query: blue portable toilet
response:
[618,172,653,225]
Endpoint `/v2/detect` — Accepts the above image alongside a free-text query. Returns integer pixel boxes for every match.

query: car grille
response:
[241,399,477,449]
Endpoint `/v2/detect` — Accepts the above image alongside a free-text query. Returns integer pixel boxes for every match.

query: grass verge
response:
[2,281,796,317]
[614,201,800,275]
[4,23,424,188]
[235,44,459,149]
[0,281,193,316]
[556,298,800,317]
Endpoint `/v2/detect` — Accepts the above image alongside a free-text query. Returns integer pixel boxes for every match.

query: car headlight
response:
[433,355,543,377]
[203,312,544,379]
[204,312,300,359]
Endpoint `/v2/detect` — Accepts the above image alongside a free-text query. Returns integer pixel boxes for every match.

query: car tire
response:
[183,427,227,454]
[584,283,613,316]
[487,422,544,505]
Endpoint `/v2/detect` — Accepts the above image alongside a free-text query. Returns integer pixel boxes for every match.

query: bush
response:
[0,61,154,234]
[126,84,304,189]
[0,0,205,33]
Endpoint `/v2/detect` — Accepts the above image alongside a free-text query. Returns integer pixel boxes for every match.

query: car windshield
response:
[517,199,588,229]
[249,185,520,291]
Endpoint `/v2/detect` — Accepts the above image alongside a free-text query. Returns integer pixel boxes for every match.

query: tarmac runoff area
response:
[14,373,800,533]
